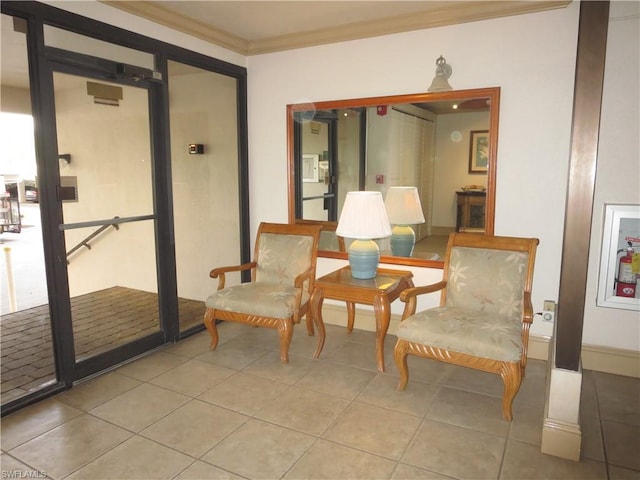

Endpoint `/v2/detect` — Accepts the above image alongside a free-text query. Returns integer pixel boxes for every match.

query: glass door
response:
[52,69,164,375]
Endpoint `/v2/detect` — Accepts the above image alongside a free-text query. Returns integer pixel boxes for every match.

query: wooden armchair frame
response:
[394,233,539,420]
[203,222,322,363]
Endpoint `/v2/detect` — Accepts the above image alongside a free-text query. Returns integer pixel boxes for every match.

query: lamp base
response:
[348,239,380,279]
[390,225,416,257]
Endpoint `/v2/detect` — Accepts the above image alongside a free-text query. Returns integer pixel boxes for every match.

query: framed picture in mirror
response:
[469,130,489,173]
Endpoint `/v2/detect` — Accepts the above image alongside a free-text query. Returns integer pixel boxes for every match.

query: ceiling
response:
[103,1,572,55]
[1,1,571,89]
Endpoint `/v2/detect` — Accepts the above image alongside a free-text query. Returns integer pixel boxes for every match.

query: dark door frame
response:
[47,47,167,380]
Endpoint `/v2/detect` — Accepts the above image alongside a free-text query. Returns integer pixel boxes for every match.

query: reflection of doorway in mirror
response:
[301,118,330,221]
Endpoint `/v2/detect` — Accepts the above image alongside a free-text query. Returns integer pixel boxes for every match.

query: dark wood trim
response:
[235,73,252,282]
[556,1,609,371]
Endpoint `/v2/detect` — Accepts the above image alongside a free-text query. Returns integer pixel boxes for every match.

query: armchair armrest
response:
[522,291,534,324]
[290,265,316,321]
[399,280,448,319]
[294,265,315,301]
[209,262,257,290]
[293,265,315,290]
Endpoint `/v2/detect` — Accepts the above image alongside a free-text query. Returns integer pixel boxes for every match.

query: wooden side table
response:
[310,266,414,372]
[456,190,486,233]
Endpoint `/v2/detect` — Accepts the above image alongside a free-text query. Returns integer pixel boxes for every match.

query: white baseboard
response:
[320,304,640,378]
[541,417,582,461]
[527,335,550,361]
[321,303,396,333]
[527,335,640,378]
[430,226,456,236]
[580,343,640,378]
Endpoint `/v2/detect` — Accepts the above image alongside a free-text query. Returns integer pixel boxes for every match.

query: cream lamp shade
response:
[385,186,426,257]
[336,191,391,279]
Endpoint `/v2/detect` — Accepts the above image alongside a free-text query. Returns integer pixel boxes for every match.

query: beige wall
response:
[1,85,31,114]
[168,65,241,302]
[583,2,640,352]
[246,4,581,342]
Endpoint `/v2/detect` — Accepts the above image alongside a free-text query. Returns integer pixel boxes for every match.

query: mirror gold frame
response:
[287,87,500,268]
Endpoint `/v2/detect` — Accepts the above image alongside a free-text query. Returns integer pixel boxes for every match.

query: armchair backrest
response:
[441,233,539,321]
[296,219,346,252]
[253,223,321,295]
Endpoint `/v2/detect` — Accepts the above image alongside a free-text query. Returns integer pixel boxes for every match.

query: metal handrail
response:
[65,216,120,263]
[59,214,154,230]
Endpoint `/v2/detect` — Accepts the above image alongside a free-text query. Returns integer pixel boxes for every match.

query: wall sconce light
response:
[427,55,453,92]
[58,154,71,164]
[385,186,426,257]
[336,191,391,279]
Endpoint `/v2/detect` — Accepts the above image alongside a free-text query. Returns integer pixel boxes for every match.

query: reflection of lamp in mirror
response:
[427,55,452,92]
[336,191,391,279]
[385,186,426,257]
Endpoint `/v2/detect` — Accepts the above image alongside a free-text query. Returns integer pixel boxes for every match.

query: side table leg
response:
[310,287,326,359]
[346,301,356,333]
[373,294,390,372]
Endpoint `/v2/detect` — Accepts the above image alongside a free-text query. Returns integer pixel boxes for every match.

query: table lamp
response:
[384,186,426,257]
[336,191,391,279]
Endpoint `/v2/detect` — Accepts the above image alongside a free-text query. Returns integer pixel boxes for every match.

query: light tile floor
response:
[1,322,639,479]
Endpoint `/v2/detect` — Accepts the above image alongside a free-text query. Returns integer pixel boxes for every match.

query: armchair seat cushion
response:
[206,282,308,319]
[396,306,523,362]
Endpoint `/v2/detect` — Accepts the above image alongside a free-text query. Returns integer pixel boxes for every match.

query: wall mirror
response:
[287,87,500,268]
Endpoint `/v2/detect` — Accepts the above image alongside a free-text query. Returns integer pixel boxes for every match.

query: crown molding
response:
[103,1,571,56]
[249,1,571,55]
[102,1,249,54]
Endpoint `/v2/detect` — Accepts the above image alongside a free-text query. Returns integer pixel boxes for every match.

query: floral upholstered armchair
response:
[394,233,539,420]
[203,222,322,363]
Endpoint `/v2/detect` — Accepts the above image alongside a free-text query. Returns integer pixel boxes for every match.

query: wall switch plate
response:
[188,143,204,154]
[542,300,556,322]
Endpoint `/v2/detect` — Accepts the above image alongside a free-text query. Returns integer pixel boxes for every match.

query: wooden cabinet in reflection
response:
[456,191,486,233]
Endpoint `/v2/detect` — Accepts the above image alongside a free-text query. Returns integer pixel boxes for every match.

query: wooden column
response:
[556,1,609,371]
